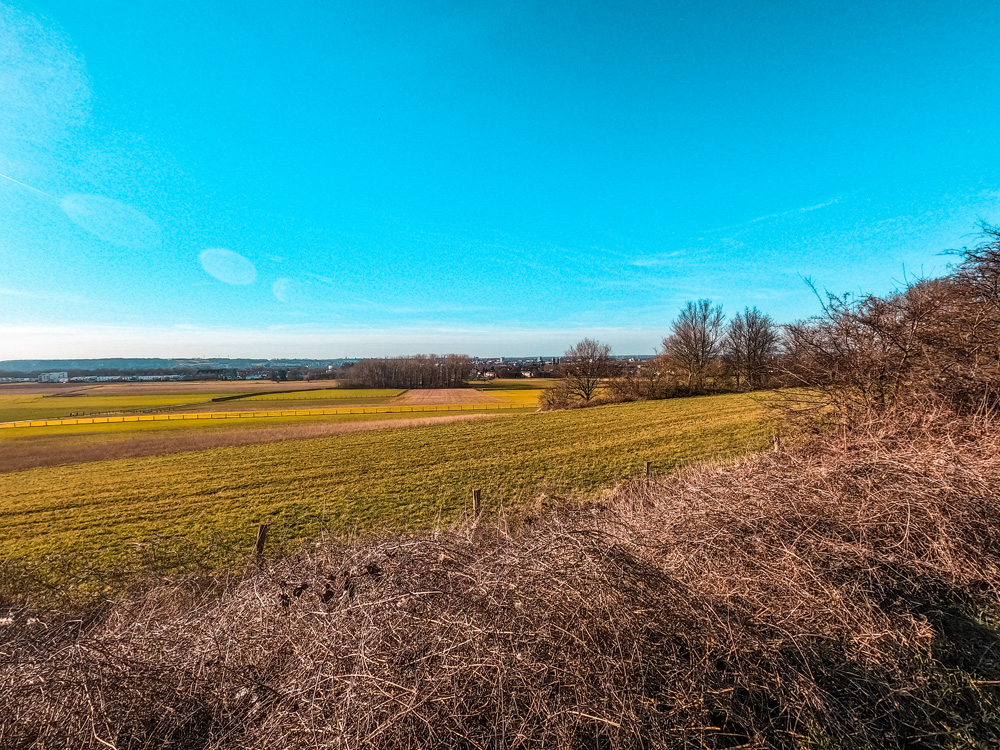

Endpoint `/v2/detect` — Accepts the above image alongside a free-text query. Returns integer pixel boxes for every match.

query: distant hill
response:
[0,358,355,374]
[0,354,655,376]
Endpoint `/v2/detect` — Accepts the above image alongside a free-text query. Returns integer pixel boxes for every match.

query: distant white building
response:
[38,371,69,383]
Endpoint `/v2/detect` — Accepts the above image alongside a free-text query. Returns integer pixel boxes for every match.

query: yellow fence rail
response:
[0,402,529,430]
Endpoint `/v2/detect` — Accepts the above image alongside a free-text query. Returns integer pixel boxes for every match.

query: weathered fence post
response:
[255,523,269,564]
[644,461,652,478]
[473,489,482,517]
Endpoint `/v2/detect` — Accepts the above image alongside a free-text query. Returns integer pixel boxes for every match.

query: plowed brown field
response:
[397,388,503,405]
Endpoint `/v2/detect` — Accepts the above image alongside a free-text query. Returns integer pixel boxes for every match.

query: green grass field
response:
[0,393,772,599]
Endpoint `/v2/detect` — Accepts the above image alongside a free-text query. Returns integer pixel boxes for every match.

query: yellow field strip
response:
[0,402,529,430]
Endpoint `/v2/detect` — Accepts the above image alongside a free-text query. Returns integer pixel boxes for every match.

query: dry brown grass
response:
[0,413,497,473]
[3,408,1000,748]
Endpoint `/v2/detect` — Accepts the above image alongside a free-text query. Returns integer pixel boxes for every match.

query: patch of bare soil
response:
[396,388,502,405]
[0,413,497,472]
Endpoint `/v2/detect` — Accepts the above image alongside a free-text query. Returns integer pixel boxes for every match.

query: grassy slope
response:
[0,394,770,574]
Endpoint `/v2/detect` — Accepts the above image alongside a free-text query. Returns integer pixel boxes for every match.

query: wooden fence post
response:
[473,489,482,517]
[644,461,652,478]
[255,523,269,564]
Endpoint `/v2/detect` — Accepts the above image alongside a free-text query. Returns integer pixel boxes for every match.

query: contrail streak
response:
[0,172,55,198]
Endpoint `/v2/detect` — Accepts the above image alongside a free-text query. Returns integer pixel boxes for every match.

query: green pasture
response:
[0,393,772,597]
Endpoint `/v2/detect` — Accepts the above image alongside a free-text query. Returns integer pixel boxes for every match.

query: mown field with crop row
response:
[0,387,409,423]
[0,383,542,423]
[0,405,499,446]
[0,401,527,430]
[0,393,772,598]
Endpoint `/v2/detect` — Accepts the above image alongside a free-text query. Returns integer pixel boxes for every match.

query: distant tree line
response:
[1,365,339,381]
[344,354,475,389]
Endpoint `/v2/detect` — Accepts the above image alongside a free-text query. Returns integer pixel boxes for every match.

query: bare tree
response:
[954,222,1000,313]
[724,307,778,389]
[557,338,615,401]
[662,300,725,393]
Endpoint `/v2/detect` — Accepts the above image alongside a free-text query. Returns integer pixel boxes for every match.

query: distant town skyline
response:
[2,0,999,358]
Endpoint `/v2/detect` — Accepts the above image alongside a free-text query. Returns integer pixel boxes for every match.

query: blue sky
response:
[1,0,999,358]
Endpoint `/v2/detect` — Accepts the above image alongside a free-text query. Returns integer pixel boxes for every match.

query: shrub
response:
[779,224,1000,422]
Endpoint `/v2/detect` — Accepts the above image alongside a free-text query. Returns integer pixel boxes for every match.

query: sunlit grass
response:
[0,393,772,586]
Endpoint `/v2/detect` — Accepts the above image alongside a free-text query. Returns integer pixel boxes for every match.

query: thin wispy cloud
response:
[624,201,842,270]
[703,197,843,235]
[0,171,53,197]
[0,286,95,305]
[627,248,714,269]
[627,251,686,268]
[0,286,31,297]
[382,302,493,315]
[746,197,842,224]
